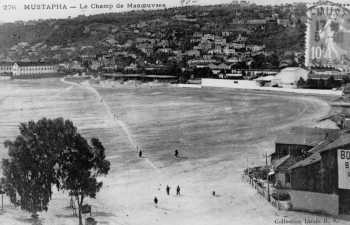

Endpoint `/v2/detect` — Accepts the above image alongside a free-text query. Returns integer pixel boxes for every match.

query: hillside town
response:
[0,2,349,90]
[0,2,307,79]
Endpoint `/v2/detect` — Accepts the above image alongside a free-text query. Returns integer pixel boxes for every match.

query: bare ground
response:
[0,78,343,225]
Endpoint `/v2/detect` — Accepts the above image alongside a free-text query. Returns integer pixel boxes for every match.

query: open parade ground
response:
[0,78,346,225]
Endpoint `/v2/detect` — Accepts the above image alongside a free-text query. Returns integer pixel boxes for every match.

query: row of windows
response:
[18,67,56,71]
[14,71,56,74]
[1,66,56,70]
[0,66,12,70]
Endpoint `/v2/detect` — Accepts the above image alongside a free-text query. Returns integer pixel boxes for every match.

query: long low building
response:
[0,61,59,76]
[101,73,178,83]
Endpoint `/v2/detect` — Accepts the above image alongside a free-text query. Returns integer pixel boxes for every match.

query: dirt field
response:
[0,78,343,225]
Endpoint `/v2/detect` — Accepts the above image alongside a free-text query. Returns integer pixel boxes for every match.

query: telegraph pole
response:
[0,180,4,210]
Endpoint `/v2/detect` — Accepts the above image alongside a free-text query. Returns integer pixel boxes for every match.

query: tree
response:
[326,76,339,89]
[251,54,267,69]
[297,77,306,88]
[2,118,110,224]
[59,137,110,225]
[1,118,74,217]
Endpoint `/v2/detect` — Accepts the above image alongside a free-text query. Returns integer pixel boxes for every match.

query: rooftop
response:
[0,62,14,66]
[15,62,56,66]
[288,131,349,170]
[272,155,297,171]
[275,127,339,147]
[315,132,350,154]
[288,153,321,170]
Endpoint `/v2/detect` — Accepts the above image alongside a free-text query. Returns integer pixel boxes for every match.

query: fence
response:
[173,84,202,88]
[242,173,340,215]
[242,173,290,211]
[242,174,269,199]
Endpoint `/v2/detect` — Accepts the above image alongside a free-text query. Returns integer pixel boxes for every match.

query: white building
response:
[0,62,13,74]
[10,62,58,76]
[273,67,310,88]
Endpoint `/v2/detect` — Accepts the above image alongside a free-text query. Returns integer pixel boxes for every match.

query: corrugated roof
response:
[316,132,350,154]
[276,127,339,147]
[273,154,300,171]
[288,153,321,170]
[288,131,345,170]
[309,140,334,154]
[273,155,290,169]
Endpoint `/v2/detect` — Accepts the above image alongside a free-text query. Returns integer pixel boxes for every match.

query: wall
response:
[291,162,322,193]
[174,84,202,88]
[201,79,259,89]
[320,150,338,194]
[201,78,342,96]
[287,190,339,216]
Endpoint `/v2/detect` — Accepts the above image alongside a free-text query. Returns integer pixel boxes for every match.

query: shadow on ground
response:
[15,217,43,225]
[93,211,117,217]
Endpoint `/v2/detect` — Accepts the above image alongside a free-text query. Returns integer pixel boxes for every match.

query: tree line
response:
[297,76,344,89]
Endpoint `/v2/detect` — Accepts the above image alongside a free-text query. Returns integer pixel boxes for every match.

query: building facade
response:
[12,62,58,76]
[0,62,13,74]
[0,62,59,76]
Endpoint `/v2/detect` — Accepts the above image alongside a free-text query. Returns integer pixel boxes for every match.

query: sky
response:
[0,0,348,23]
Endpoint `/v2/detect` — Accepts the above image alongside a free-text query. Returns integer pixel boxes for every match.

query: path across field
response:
[0,78,342,225]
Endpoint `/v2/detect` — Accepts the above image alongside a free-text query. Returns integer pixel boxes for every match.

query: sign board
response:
[338,149,350,189]
[305,2,350,70]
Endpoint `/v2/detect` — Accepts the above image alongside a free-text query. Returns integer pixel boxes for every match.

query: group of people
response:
[154,185,181,207]
[137,148,180,159]
[135,146,182,207]
[165,185,181,196]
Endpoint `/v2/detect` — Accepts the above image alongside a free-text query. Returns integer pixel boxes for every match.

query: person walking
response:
[176,185,181,196]
[139,150,142,158]
[174,149,179,158]
[166,185,170,196]
[154,197,158,207]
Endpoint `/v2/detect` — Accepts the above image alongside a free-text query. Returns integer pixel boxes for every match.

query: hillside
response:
[0,3,307,69]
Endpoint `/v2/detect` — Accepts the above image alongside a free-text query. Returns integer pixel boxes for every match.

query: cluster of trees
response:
[1,118,110,225]
[250,53,281,69]
[297,76,343,89]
